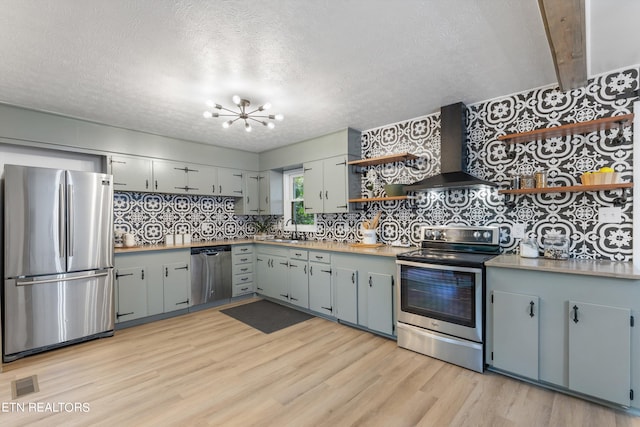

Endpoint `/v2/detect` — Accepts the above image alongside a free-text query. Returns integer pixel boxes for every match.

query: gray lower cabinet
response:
[255,246,289,301]
[232,244,255,297]
[486,266,636,407]
[309,251,333,316]
[335,267,358,324]
[115,266,147,322]
[491,290,539,380]
[162,261,190,312]
[332,253,395,336]
[115,249,190,322]
[568,300,631,406]
[366,272,394,336]
[288,249,309,308]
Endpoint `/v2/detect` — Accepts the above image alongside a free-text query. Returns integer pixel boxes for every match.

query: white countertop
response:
[486,254,640,280]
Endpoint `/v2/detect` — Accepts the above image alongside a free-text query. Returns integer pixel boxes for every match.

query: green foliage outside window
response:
[292,176,314,225]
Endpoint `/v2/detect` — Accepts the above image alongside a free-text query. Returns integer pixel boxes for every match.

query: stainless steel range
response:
[396,225,500,372]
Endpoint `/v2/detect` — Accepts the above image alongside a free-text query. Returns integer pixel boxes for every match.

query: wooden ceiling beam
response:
[538,0,587,91]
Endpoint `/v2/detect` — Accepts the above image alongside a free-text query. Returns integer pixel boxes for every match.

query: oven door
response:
[396,260,483,342]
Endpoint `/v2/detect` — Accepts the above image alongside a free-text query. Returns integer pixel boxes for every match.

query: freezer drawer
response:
[3,269,115,361]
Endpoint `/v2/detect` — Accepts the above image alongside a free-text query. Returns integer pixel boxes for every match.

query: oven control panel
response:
[420,226,499,245]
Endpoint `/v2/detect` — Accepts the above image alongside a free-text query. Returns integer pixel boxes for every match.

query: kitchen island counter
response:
[486,254,640,280]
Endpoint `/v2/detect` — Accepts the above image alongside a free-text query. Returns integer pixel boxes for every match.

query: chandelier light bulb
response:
[205,100,214,108]
[245,122,252,132]
[275,113,284,121]
[203,111,212,119]
[261,102,272,111]
[232,95,241,105]
[267,122,275,129]
[222,120,231,129]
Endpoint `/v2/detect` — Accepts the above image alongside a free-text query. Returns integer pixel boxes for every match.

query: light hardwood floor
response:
[1,298,639,427]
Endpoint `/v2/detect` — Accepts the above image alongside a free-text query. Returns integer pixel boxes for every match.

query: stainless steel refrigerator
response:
[3,165,114,362]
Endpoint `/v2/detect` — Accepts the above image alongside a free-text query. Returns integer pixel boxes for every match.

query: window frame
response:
[283,168,317,233]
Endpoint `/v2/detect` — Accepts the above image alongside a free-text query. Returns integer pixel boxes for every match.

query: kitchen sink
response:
[271,239,300,244]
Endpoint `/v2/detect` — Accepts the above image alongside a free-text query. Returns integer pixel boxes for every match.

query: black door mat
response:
[221,300,313,334]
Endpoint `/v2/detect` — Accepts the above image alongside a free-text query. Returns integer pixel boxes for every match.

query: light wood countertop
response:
[486,254,640,280]
[115,239,415,258]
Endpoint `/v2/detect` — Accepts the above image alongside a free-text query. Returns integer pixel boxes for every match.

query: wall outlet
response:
[599,206,622,224]
[512,223,526,239]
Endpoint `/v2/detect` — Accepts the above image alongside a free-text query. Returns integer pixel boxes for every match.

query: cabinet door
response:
[272,256,290,302]
[110,155,153,193]
[153,160,188,194]
[323,156,349,213]
[218,168,244,197]
[308,261,333,316]
[568,301,631,406]
[246,173,261,214]
[186,164,216,195]
[335,267,358,324]
[258,173,270,215]
[492,290,539,380]
[258,171,283,215]
[255,256,268,295]
[303,159,324,214]
[288,260,309,309]
[115,267,147,322]
[367,272,394,335]
[163,262,190,312]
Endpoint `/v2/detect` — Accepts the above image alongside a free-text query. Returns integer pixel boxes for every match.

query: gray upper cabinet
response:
[302,159,323,214]
[303,155,356,214]
[235,172,261,215]
[186,164,217,195]
[152,160,216,195]
[109,155,153,192]
[217,168,244,197]
[152,160,189,193]
[258,170,283,215]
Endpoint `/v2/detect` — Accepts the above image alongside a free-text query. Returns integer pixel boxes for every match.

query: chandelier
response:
[203,95,284,132]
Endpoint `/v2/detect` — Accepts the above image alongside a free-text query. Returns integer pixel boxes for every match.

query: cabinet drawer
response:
[233,264,253,275]
[232,281,255,297]
[256,246,290,258]
[309,251,331,264]
[232,245,253,256]
[289,249,308,260]
[233,254,254,265]
[233,273,254,286]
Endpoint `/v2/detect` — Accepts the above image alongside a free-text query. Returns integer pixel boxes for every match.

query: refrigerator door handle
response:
[67,183,74,257]
[16,271,109,286]
[59,183,65,258]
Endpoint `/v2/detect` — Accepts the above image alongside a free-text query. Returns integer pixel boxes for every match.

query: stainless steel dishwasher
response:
[190,245,232,307]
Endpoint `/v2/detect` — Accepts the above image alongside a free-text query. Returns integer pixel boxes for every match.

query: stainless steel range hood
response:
[404,102,497,192]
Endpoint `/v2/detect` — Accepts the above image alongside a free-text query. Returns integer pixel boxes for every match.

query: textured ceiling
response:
[0,1,636,153]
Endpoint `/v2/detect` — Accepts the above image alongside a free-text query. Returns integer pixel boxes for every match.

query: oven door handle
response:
[396,259,483,274]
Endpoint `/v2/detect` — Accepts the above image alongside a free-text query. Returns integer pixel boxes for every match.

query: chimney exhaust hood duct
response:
[404,102,497,192]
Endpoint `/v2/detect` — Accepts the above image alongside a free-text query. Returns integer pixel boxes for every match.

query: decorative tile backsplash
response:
[115,67,638,261]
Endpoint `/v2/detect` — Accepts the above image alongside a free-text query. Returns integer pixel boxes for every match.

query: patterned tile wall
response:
[114,67,638,261]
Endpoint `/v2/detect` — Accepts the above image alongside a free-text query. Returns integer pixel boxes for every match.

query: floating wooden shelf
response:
[347,152,418,167]
[498,182,633,195]
[498,114,634,145]
[348,196,410,203]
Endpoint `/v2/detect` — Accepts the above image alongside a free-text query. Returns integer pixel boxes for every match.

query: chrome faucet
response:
[285,218,299,240]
